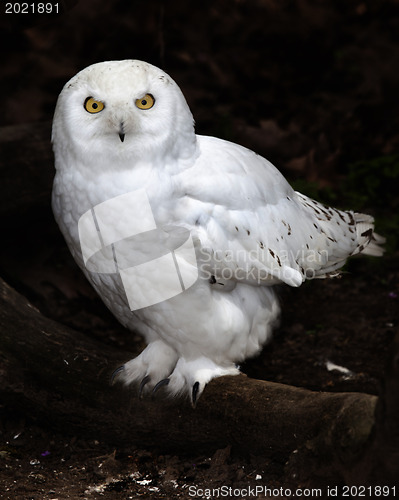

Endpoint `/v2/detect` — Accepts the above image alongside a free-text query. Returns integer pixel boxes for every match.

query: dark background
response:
[1,1,399,497]
[2,0,399,175]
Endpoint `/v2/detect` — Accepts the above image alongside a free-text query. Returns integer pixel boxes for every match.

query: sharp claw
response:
[110,365,125,385]
[152,378,170,396]
[138,375,151,398]
[192,381,200,408]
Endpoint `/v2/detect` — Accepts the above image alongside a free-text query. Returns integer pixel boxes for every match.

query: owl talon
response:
[110,365,125,385]
[138,375,151,398]
[192,381,200,407]
[152,378,170,396]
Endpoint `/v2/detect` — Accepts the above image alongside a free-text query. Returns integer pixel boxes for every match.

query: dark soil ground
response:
[1,1,399,498]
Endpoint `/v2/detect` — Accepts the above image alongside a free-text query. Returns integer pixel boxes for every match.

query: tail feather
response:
[352,212,385,257]
[313,213,384,280]
[296,193,385,281]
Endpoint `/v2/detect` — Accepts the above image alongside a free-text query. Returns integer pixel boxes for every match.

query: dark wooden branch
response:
[0,275,384,484]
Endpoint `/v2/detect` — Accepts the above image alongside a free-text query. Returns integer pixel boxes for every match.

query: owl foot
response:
[111,340,178,396]
[167,357,240,406]
[112,346,239,405]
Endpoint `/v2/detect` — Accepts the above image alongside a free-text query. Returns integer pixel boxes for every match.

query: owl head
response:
[52,60,197,170]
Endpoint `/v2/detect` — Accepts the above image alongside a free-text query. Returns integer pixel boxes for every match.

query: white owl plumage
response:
[52,60,384,405]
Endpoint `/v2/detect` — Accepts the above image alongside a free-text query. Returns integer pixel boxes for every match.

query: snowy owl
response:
[52,60,384,405]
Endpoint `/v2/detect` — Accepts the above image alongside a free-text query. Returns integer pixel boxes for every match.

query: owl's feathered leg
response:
[111,340,179,396]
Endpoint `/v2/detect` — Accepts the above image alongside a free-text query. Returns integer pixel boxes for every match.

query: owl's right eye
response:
[84,97,105,114]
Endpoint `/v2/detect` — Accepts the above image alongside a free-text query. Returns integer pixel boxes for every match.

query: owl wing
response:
[179,136,384,288]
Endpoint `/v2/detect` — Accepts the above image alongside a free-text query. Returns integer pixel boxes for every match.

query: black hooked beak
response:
[119,123,125,142]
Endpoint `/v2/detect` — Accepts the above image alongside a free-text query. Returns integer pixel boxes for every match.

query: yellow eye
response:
[135,93,155,110]
[84,97,105,114]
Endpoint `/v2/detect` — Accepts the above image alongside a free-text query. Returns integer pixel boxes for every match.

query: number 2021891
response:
[5,3,59,14]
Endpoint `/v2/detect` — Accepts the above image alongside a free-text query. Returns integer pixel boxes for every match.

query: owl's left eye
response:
[135,94,155,110]
[84,97,105,114]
